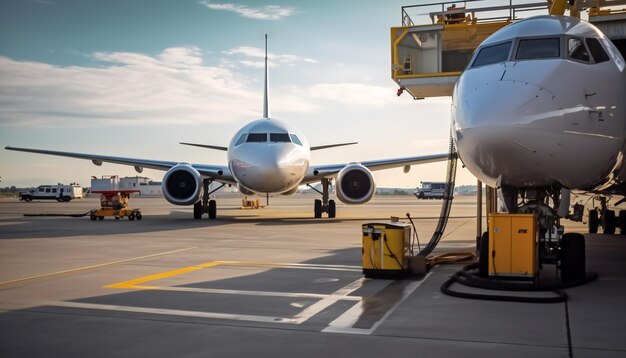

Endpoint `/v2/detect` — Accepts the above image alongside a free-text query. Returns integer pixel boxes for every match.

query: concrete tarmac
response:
[0,195,624,357]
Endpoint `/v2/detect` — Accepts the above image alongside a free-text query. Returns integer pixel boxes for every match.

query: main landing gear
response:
[193,179,224,220]
[307,178,336,218]
[586,196,626,235]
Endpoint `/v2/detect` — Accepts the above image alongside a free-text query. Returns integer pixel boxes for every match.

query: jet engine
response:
[162,164,203,206]
[336,163,376,204]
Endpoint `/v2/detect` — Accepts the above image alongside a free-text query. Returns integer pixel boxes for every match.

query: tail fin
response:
[263,34,270,119]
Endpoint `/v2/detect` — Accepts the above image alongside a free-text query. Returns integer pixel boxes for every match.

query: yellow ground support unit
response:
[488,213,538,278]
[362,222,411,278]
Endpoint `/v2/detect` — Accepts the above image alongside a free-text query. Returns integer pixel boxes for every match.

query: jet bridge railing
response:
[401,0,548,27]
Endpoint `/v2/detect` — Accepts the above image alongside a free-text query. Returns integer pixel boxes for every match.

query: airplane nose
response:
[454,78,622,189]
[232,145,307,193]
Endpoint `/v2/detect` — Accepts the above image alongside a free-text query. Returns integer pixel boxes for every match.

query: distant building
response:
[119,176,163,196]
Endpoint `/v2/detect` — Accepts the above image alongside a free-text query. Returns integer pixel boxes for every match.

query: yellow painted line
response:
[105,261,361,290]
[0,247,197,288]
[105,262,219,289]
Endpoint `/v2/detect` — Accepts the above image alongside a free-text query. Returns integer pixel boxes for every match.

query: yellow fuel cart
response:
[89,190,142,221]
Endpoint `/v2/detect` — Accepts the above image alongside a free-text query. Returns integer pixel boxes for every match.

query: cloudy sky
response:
[0,0,477,188]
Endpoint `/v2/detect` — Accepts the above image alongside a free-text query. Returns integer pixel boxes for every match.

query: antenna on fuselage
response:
[263,34,270,119]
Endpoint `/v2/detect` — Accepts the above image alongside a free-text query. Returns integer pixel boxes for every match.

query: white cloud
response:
[303,83,397,107]
[198,1,294,20]
[0,48,316,127]
[223,46,317,67]
[238,60,276,68]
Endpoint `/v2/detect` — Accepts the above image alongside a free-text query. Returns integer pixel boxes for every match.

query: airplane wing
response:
[4,146,235,184]
[310,142,358,151]
[179,142,228,151]
[302,153,451,184]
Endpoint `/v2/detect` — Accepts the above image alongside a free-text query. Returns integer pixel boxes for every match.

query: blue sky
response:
[0,0,475,188]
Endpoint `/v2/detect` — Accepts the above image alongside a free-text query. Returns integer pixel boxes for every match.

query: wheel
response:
[588,209,599,234]
[314,199,322,218]
[328,200,336,218]
[115,216,120,220]
[23,196,32,202]
[90,214,97,221]
[619,210,626,235]
[98,216,104,220]
[62,196,71,202]
[560,233,585,282]
[604,210,616,235]
[208,200,217,219]
[478,231,489,278]
[136,212,142,220]
[128,213,135,221]
[418,192,425,199]
[56,199,62,202]
[193,201,202,219]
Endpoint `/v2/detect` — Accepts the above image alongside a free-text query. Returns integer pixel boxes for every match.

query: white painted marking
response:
[292,277,366,324]
[322,271,433,335]
[135,285,361,301]
[50,301,298,324]
[48,277,367,325]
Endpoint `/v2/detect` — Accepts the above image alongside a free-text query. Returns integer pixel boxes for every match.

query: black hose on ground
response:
[441,263,598,303]
[24,211,91,217]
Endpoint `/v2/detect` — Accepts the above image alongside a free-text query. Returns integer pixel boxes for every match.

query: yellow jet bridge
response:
[391,1,548,99]
[391,0,626,99]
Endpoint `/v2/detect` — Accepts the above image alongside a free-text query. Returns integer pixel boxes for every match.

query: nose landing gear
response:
[308,178,336,218]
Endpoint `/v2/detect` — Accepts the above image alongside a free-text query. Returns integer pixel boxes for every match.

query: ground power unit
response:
[362,222,411,278]
[488,213,538,278]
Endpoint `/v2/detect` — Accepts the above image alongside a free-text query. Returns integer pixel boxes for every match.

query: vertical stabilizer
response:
[263,34,270,119]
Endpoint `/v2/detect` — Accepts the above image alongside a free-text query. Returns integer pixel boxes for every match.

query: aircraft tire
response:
[193,201,202,219]
[478,232,489,278]
[314,199,322,218]
[604,210,616,235]
[328,200,336,218]
[619,210,626,234]
[560,233,585,282]
[208,200,217,219]
[588,210,599,234]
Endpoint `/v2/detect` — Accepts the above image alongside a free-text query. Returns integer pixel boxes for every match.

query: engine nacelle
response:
[162,164,203,206]
[336,163,376,204]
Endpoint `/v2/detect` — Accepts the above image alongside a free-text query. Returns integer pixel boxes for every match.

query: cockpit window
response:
[290,134,303,146]
[269,133,291,142]
[516,38,560,60]
[246,133,267,142]
[471,41,512,68]
[235,134,247,146]
[568,38,590,62]
[586,38,610,63]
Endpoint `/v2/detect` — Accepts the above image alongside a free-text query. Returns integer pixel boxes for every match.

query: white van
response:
[19,184,83,202]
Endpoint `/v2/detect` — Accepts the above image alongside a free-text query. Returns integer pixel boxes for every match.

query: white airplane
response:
[452,15,626,233]
[5,35,448,219]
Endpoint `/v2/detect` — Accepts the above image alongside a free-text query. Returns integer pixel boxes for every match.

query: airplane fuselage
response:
[452,15,626,193]
[227,118,310,194]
